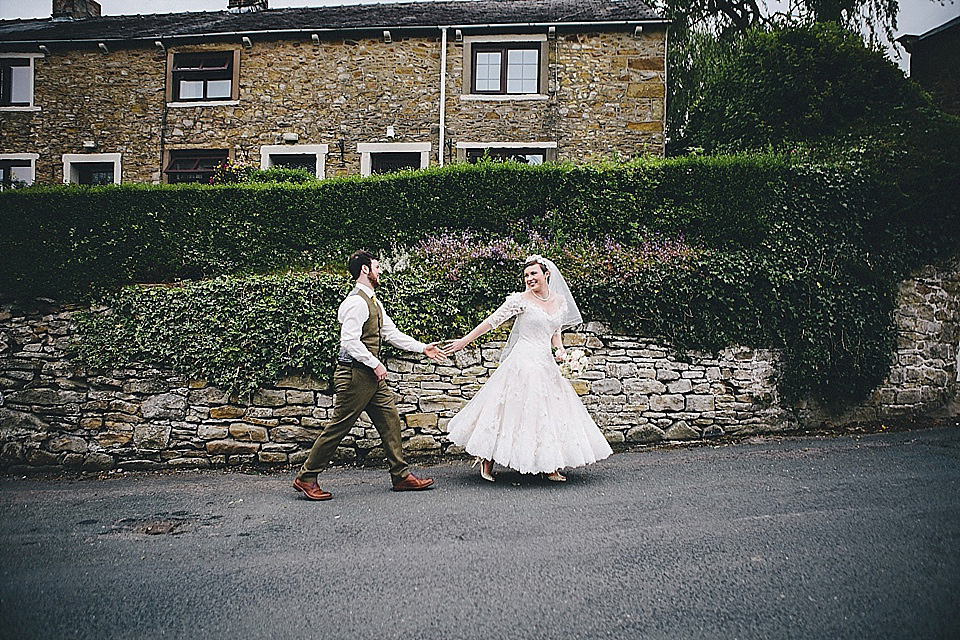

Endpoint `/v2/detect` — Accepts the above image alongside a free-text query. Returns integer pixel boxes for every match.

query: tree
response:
[683,23,931,152]
[653,0,902,150]
[653,0,899,44]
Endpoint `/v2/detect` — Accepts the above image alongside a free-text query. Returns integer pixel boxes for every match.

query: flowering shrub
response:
[413,232,535,281]
[209,159,256,184]
[411,229,698,283]
[558,234,699,283]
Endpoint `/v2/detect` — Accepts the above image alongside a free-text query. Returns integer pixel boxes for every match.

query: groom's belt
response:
[337,352,376,368]
[337,354,359,366]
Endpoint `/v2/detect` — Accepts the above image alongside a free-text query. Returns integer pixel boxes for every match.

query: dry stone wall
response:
[1,263,957,473]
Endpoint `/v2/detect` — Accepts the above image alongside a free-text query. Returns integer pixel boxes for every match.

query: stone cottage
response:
[0,0,668,187]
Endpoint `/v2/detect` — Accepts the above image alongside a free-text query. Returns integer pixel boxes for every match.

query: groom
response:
[293,250,444,500]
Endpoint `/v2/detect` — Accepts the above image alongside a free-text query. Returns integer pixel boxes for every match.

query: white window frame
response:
[62,153,122,185]
[260,144,328,179]
[0,152,39,187]
[456,141,558,164]
[0,53,42,112]
[357,142,431,177]
[461,35,549,101]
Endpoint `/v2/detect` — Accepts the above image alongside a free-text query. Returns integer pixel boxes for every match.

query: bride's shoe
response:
[472,457,495,482]
[545,470,567,482]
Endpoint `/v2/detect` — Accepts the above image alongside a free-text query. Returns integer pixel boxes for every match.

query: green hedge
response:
[0,155,905,301]
[8,153,958,408]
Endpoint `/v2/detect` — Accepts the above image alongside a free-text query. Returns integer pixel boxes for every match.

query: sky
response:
[1,0,957,71]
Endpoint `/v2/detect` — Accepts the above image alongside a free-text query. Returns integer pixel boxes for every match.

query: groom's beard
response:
[369,273,379,288]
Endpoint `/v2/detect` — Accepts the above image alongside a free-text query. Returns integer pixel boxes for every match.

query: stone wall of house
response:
[445,31,666,160]
[0,28,665,185]
[1,262,956,473]
[1,46,167,185]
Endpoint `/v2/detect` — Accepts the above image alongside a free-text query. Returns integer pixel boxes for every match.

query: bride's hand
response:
[443,337,469,355]
[554,346,566,362]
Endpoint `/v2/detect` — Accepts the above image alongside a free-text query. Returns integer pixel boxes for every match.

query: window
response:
[74,163,114,185]
[0,55,39,109]
[465,148,545,165]
[357,143,430,177]
[62,153,121,185]
[462,37,547,98]
[0,153,37,189]
[457,142,557,165]
[163,149,229,183]
[473,44,539,94]
[169,51,238,103]
[370,152,421,174]
[269,154,315,171]
[260,145,328,179]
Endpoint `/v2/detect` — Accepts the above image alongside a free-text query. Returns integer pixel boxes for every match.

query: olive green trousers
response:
[297,364,410,483]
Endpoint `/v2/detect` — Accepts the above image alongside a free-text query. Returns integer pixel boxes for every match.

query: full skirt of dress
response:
[446,342,613,475]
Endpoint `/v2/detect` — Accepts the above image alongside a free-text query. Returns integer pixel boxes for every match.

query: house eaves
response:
[0,0,667,50]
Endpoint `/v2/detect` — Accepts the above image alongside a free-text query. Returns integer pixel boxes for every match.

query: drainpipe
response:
[438,26,447,167]
[159,54,169,184]
[663,25,669,156]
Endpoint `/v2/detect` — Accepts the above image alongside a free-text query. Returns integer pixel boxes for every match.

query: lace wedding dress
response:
[447,293,613,474]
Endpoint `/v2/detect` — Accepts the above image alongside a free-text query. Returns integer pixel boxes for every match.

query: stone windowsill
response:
[0,106,41,112]
[167,100,240,108]
[460,94,549,102]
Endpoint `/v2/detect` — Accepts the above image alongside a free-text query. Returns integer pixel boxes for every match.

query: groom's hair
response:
[348,250,376,280]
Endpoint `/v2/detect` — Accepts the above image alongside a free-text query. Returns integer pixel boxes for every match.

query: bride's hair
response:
[523,256,551,282]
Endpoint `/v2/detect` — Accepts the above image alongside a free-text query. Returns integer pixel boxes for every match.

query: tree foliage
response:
[653,0,899,42]
[655,0,903,149]
[683,23,932,152]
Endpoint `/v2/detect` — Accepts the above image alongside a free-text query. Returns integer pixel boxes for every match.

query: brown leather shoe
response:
[392,473,435,491]
[293,477,332,501]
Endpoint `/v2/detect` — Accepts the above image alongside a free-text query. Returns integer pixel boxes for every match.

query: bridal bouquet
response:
[559,348,588,379]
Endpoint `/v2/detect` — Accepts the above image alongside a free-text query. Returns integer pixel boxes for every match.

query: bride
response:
[442,255,613,482]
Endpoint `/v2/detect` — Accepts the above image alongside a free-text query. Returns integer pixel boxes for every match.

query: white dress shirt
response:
[338,283,426,370]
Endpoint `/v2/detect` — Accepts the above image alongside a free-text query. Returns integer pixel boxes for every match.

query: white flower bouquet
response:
[559,348,588,379]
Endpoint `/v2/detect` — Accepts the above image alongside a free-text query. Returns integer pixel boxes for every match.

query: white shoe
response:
[472,457,495,482]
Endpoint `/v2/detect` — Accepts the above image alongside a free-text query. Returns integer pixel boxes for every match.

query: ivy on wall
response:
[2,152,954,409]
[76,223,893,408]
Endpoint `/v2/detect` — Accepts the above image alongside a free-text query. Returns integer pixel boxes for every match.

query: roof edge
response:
[0,18,671,48]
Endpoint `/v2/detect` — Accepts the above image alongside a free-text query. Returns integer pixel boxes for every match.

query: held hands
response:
[424,342,447,363]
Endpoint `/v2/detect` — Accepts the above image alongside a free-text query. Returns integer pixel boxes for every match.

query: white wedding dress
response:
[447,292,613,474]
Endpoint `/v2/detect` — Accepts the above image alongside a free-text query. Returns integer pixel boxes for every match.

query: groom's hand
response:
[424,342,446,362]
[373,363,388,381]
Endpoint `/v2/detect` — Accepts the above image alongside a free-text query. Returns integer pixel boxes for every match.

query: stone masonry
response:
[1,262,957,473]
[0,30,665,184]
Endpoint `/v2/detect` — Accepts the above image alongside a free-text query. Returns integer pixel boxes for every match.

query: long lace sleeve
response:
[485,293,524,330]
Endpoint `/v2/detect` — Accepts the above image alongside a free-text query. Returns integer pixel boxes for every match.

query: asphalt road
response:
[1,428,958,640]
